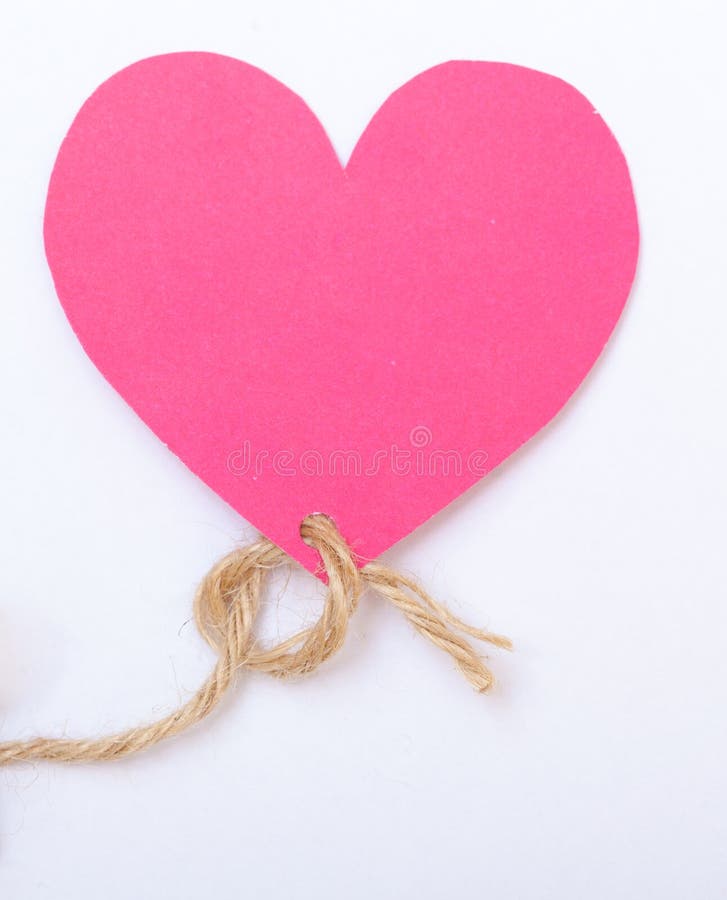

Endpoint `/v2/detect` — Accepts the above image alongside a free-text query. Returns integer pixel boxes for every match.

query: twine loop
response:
[196,515,363,680]
[0,514,510,765]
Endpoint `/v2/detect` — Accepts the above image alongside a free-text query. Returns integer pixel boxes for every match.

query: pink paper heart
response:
[45,53,638,574]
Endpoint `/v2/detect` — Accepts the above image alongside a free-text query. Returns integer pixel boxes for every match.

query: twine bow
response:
[0,515,510,764]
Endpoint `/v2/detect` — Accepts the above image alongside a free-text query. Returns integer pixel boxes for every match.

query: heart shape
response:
[45,53,638,574]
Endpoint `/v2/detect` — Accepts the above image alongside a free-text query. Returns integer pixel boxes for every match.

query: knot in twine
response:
[0,515,510,765]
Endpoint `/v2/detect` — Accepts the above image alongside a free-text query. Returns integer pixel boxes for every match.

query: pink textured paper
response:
[45,53,639,574]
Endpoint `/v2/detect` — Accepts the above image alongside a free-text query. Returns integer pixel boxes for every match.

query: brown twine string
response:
[0,514,510,765]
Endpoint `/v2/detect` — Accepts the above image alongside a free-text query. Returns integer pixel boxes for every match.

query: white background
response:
[1,1,725,897]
